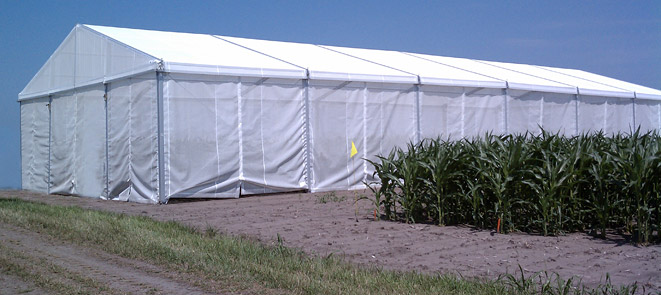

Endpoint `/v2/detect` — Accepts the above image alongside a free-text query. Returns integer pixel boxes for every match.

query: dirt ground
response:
[1,190,659,292]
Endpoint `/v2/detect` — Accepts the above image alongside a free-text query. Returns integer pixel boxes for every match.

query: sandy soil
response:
[1,190,659,291]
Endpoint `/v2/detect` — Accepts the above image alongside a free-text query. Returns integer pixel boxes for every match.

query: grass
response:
[366,129,661,244]
[0,198,648,294]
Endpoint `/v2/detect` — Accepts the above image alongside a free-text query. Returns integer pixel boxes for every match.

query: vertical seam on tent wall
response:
[18,100,22,190]
[165,76,171,197]
[362,83,368,187]
[104,83,109,199]
[128,78,133,196]
[345,85,351,188]
[214,81,220,195]
[415,85,421,143]
[48,95,52,193]
[503,87,509,134]
[156,72,165,203]
[539,93,544,132]
[574,94,580,135]
[631,95,636,130]
[237,78,244,184]
[260,82,268,188]
[603,97,608,132]
[303,79,312,191]
[461,90,466,139]
[73,91,78,194]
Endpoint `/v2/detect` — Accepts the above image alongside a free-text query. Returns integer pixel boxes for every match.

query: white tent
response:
[19,24,661,203]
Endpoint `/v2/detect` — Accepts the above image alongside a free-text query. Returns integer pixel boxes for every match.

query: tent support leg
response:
[156,72,166,203]
[503,87,509,134]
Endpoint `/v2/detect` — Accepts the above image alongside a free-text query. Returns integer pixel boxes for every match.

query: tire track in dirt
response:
[0,222,210,295]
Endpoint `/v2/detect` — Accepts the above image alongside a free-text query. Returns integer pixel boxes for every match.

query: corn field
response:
[365,129,661,244]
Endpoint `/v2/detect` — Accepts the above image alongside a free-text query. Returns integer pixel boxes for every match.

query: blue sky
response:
[0,1,659,189]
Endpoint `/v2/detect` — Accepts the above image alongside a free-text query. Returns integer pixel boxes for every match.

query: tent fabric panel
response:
[21,30,76,97]
[364,84,417,183]
[20,97,50,192]
[635,100,661,132]
[541,67,661,99]
[507,90,544,135]
[308,80,366,191]
[483,61,633,98]
[578,95,634,134]
[507,90,577,136]
[107,75,159,203]
[107,80,131,199]
[409,54,572,90]
[49,92,76,194]
[220,36,417,83]
[322,45,504,86]
[418,86,464,140]
[239,77,307,194]
[463,88,506,138]
[162,75,240,198]
[86,25,305,74]
[72,85,106,198]
[540,93,577,136]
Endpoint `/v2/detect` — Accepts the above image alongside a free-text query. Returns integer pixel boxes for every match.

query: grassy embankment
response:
[0,198,644,294]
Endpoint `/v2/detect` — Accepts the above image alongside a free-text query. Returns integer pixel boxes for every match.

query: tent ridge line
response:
[210,35,309,77]
[470,59,576,90]
[316,45,419,81]
[401,52,507,86]
[532,64,636,95]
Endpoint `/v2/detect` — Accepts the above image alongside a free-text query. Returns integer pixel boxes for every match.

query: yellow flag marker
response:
[350,141,358,158]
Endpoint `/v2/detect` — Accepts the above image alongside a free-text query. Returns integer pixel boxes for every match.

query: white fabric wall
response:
[419,86,505,140]
[239,77,306,194]
[48,85,106,197]
[364,83,417,183]
[308,80,365,191]
[507,90,576,135]
[163,74,306,198]
[107,75,159,203]
[578,95,634,134]
[49,91,76,194]
[635,99,661,132]
[73,86,106,197]
[20,97,50,192]
[162,74,241,198]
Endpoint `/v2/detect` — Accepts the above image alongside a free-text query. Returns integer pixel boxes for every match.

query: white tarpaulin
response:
[19,24,661,203]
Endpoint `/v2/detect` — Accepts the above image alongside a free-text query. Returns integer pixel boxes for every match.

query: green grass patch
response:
[0,198,645,294]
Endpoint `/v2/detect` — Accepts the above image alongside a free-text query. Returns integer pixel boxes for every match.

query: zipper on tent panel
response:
[303,78,313,191]
[104,83,109,199]
[156,72,166,203]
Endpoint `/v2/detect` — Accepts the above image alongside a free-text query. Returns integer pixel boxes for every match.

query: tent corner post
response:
[156,71,166,203]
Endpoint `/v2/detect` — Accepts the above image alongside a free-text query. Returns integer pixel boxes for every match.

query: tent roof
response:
[20,24,661,100]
